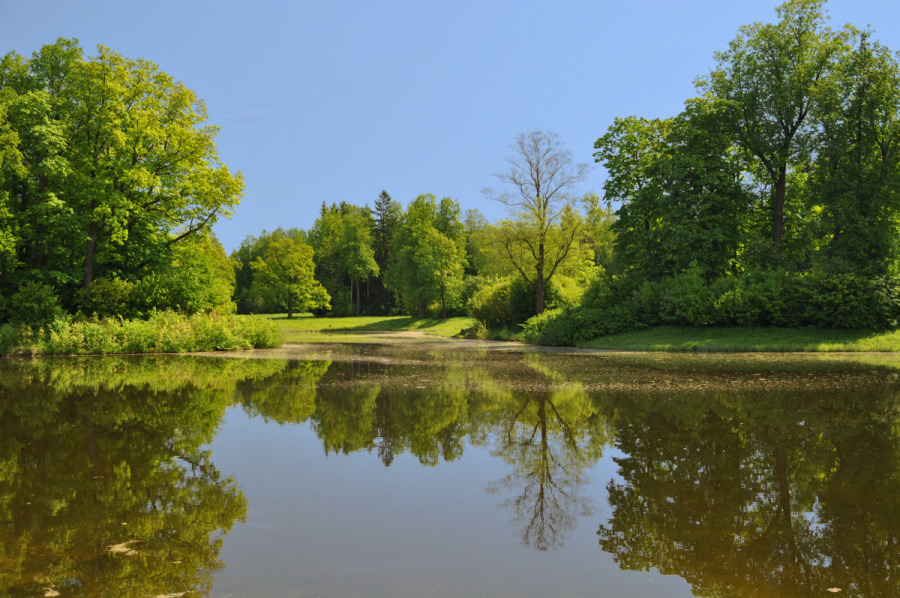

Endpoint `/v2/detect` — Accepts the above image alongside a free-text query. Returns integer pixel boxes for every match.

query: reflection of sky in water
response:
[211,406,690,598]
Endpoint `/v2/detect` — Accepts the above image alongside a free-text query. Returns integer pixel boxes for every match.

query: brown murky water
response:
[2,345,900,597]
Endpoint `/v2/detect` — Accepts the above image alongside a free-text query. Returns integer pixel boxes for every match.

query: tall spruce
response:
[371,190,402,313]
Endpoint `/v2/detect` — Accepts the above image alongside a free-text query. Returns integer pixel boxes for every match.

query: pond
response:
[2,344,900,597]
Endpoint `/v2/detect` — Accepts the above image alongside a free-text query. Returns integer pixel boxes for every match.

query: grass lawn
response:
[578,325,900,352]
[250,314,476,342]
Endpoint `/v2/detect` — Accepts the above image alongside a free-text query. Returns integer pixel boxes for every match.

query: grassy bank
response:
[0,311,284,356]
[578,325,900,352]
[253,314,476,343]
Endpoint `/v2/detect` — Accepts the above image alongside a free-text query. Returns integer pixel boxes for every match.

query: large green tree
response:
[231,228,306,313]
[0,38,243,308]
[387,194,467,317]
[371,190,402,313]
[339,205,379,316]
[700,0,849,258]
[308,202,379,315]
[811,34,900,274]
[251,232,330,318]
[593,116,672,279]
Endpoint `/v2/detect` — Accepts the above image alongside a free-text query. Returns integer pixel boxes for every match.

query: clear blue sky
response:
[1,0,898,252]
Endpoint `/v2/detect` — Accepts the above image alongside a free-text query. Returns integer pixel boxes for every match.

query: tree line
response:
[231,180,614,322]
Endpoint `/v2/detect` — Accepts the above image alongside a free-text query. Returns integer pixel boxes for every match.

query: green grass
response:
[578,325,900,352]
[251,314,477,342]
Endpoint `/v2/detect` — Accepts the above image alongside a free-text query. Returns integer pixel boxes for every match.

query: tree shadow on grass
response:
[330,317,442,332]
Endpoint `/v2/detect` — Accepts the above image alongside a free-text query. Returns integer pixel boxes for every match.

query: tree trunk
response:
[535,278,545,316]
[356,277,361,316]
[536,240,546,314]
[774,444,791,523]
[773,164,787,253]
[82,220,100,289]
[287,293,294,319]
[417,295,426,318]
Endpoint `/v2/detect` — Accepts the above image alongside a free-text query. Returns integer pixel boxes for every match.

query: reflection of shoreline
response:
[6,348,900,595]
[0,356,259,596]
[208,343,900,393]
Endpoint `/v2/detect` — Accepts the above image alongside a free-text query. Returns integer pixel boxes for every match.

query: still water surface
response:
[2,345,900,597]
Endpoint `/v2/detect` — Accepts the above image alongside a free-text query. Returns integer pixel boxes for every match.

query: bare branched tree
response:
[484,130,589,314]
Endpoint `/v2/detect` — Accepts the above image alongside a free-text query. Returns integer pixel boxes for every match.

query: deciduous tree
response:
[0,38,243,307]
[388,194,466,317]
[486,131,589,314]
[252,233,329,319]
[700,0,849,255]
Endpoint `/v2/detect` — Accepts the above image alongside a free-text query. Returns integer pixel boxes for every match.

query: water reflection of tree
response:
[0,357,272,597]
[596,386,900,597]
[293,350,613,551]
[239,358,332,424]
[309,352,473,465]
[487,355,609,551]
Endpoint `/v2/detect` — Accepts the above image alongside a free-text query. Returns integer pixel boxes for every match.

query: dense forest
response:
[2,0,900,344]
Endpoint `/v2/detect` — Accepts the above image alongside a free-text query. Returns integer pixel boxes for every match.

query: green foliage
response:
[525,268,900,345]
[251,232,330,319]
[0,311,283,356]
[231,228,306,314]
[156,234,237,314]
[387,194,467,318]
[467,277,514,329]
[371,190,403,313]
[811,34,900,274]
[468,275,573,330]
[595,99,750,281]
[711,268,793,326]
[700,0,848,253]
[507,276,565,325]
[594,115,672,278]
[581,192,617,273]
[78,277,136,318]
[0,38,243,309]
[308,202,379,315]
[657,263,716,326]
[7,281,61,325]
[791,271,900,329]
[566,0,900,344]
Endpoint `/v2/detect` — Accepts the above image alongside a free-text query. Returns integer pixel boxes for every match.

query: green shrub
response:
[78,278,136,318]
[8,281,62,326]
[468,275,574,330]
[522,308,572,345]
[792,271,900,329]
[235,315,285,348]
[506,276,574,324]
[467,277,514,328]
[0,312,283,356]
[458,276,488,317]
[516,267,900,347]
[657,263,715,326]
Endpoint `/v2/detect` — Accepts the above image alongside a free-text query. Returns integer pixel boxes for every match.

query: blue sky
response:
[2,0,898,252]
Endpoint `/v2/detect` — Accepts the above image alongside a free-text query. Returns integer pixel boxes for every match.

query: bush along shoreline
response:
[0,311,284,356]
[521,268,900,347]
